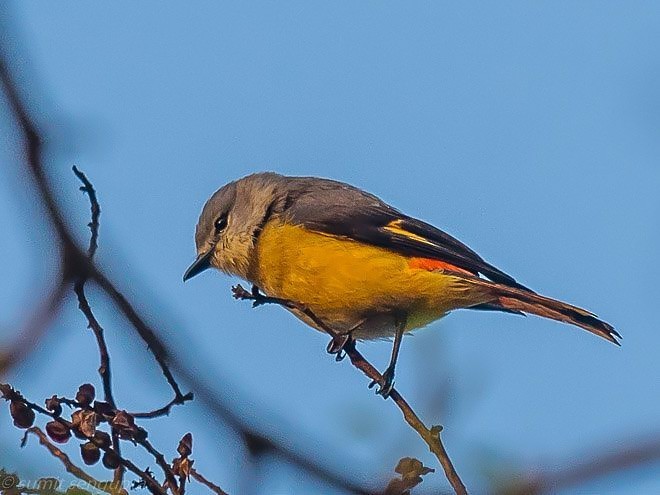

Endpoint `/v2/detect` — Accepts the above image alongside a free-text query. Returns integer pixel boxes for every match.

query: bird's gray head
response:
[183,172,286,281]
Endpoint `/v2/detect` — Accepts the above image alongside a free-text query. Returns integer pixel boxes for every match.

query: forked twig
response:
[71,166,125,484]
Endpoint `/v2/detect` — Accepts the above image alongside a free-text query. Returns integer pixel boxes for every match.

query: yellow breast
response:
[250,220,486,334]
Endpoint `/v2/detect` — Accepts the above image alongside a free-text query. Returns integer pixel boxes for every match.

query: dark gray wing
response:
[281,177,530,291]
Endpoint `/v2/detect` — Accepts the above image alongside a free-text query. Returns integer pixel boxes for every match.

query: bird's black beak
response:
[183,250,213,282]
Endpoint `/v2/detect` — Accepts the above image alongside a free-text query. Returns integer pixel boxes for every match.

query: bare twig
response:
[0,58,77,257]
[72,165,100,259]
[138,438,180,495]
[73,285,115,406]
[131,392,195,419]
[91,270,189,401]
[71,165,125,485]
[345,346,465,494]
[507,434,660,495]
[22,427,127,495]
[232,284,468,495]
[74,289,126,486]
[190,469,229,495]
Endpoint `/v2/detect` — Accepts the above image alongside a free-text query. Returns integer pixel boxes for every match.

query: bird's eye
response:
[214,215,228,233]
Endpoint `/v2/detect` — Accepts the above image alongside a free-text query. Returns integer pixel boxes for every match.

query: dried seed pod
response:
[45,395,62,417]
[102,450,121,470]
[71,409,97,438]
[111,410,134,429]
[45,421,71,443]
[10,401,35,429]
[93,430,112,449]
[79,410,98,438]
[177,433,193,457]
[75,384,96,407]
[80,442,101,465]
[111,410,137,439]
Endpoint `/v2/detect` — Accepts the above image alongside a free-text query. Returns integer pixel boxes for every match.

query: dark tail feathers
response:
[469,279,621,345]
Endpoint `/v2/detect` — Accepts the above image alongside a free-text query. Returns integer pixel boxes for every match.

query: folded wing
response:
[281,177,530,291]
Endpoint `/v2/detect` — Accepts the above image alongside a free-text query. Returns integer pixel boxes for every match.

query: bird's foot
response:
[369,366,395,399]
[326,333,353,362]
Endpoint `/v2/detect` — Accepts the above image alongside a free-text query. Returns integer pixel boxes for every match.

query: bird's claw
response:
[369,366,395,399]
[249,285,267,307]
[326,334,352,361]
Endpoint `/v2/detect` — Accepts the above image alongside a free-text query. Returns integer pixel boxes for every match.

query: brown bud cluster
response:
[3,376,201,484]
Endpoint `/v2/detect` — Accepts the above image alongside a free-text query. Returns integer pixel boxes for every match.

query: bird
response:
[184,172,619,397]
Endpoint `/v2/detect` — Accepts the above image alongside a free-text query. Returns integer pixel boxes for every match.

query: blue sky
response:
[1,2,659,494]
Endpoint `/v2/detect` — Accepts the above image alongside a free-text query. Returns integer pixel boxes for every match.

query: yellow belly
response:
[250,221,489,338]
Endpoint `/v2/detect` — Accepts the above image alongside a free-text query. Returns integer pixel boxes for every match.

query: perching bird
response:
[184,172,619,397]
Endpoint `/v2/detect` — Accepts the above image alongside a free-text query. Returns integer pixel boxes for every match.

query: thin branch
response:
[115,453,164,495]
[22,427,126,495]
[91,269,188,400]
[0,279,68,376]
[71,165,125,486]
[343,342,465,495]
[72,165,100,259]
[74,267,124,487]
[232,285,468,495]
[73,285,115,407]
[514,434,660,495]
[190,469,229,495]
[71,167,113,405]
[111,429,124,488]
[137,438,180,495]
[0,57,77,255]
[131,392,194,419]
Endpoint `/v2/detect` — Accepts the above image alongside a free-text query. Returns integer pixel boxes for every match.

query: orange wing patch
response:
[408,257,473,275]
